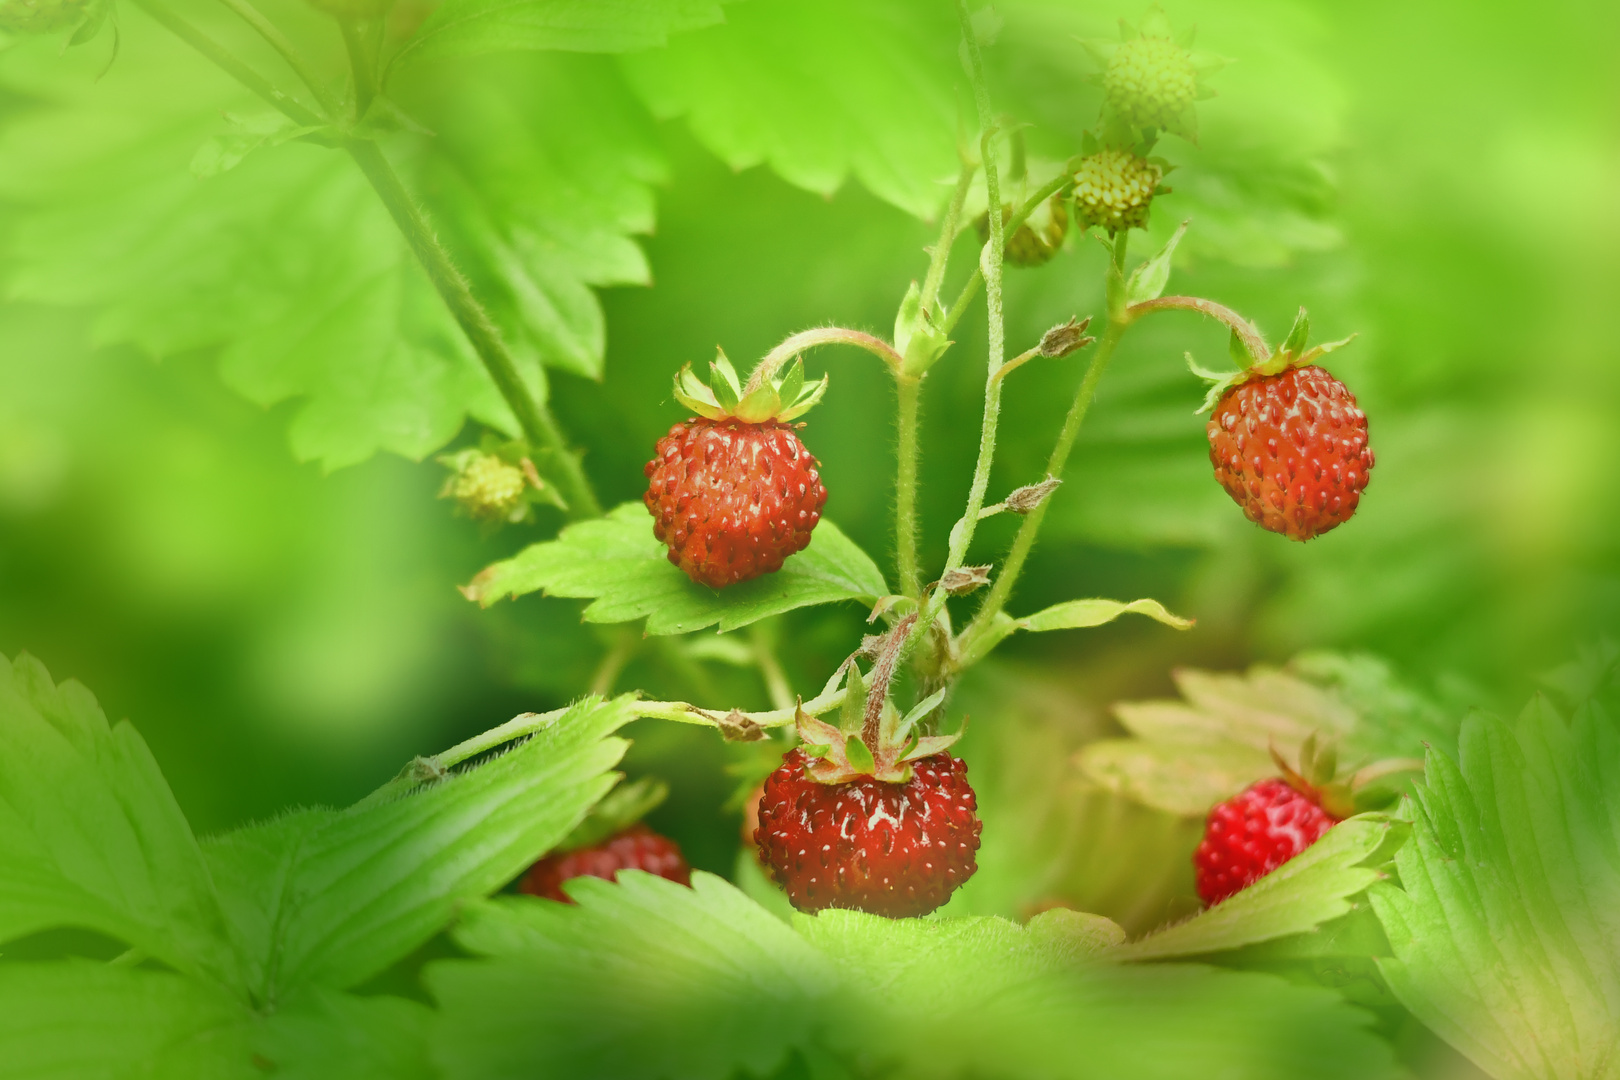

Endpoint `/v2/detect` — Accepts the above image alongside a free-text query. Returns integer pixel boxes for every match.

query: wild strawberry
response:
[645,352,828,588]
[977,195,1070,267]
[1193,738,1353,905]
[439,447,541,524]
[519,823,691,902]
[1071,148,1167,234]
[1194,309,1371,540]
[1081,7,1226,143]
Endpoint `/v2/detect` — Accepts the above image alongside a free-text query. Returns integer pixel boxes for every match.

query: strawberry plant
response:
[0,0,1616,1078]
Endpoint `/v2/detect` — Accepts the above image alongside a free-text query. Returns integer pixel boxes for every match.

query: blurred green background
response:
[0,0,1616,905]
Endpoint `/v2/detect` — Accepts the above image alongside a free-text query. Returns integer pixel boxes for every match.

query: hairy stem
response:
[744,327,903,394]
[635,677,850,729]
[962,232,1132,650]
[128,0,325,127]
[1127,294,1270,361]
[940,169,1073,340]
[347,140,602,518]
[213,0,341,118]
[921,162,977,314]
[895,374,923,598]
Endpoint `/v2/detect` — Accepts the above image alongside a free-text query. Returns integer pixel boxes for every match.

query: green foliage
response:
[1370,696,1620,1080]
[464,503,887,634]
[392,0,731,68]
[433,869,1404,1080]
[0,651,633,1076]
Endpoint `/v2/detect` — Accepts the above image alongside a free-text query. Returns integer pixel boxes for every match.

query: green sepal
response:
[894,280,951,378]
[844,735,876,774]
[1228,327,1259,368]
[670,349,827,423]
[889,687,947,744]
[1124,219,1188,305]
[1280,306,1310,357]
[839,663,866,735]
[1186,352,1242,415]
[710,352,743,413]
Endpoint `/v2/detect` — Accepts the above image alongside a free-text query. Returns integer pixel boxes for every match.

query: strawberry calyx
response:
[673,349,827,424]
[1269,733,1423,820]
[1186,305,1358,414]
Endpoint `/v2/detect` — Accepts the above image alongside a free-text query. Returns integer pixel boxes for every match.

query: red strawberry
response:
[754,747,982,918]
[1207,364,1373,541]
[645,352,828,588]
[1193,778,1340,905]
[519,824,691,902]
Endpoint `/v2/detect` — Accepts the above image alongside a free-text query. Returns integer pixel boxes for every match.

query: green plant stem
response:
[1127,294,1270,360]
[922,163,976,314]
[939,170,1073,340]
[212,0,342,118]
[346,140,602,518]
[962,231,1132,651]
[339,19,378,120]
[636,676,850,730]
[895,374,923,598]
[588,630,639,697]
[128,0,325,127]
[749,624,795,712]
[744,327,903,393]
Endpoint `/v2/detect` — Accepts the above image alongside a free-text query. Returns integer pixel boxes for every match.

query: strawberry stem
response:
[743,328,903,395]
[1127,295,1271,363]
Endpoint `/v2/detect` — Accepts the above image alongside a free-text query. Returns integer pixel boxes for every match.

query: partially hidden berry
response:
[1103,29,1198,134]
[1071,149,1165,234]
[1193,777,1339,905]
[439,449,533,524]
[519,824,691,902]
[1207,365,1373,541]
[0,0,95,33]
[977,195,1070,268]
[646,351,828,588]
[754,747,982,918]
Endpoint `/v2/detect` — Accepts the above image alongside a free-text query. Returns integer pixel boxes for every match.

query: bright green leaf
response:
[463,502,888,635]
[1019,596,1194,633]
[203,695,633,996]
[1115,815,1395,960]
[1124,220,1190,305]
[1370,699,1620,1080]
[0,652,242,988]
[392,0,731,70]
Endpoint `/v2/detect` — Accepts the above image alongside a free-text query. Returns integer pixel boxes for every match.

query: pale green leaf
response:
[429,871,834,1080]
[620,0,960,218]
[203,695,633,997]
[1019,596,1194,633]
[1124,220,1190,305]
[1370,699,1620,1080]
[1078,737,1274,817]
[1115,815,1394,960]
[0,652,242,988]
[392,0,731,69]
[463,502,888,635]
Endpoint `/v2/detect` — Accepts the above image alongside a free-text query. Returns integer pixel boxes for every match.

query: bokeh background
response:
[0,0,1616,921]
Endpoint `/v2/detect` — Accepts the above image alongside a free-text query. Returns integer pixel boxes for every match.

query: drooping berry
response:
[1194,778,1340,905]
[754,747,982,918]
[0,0,95,33]
[977,195,1070,267]
[519,824,690,902]
[1207,365,1373,541]
[1072,149,1165,234]
[646,351,828,588]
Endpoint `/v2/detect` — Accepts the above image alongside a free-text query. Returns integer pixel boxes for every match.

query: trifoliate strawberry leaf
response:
[0,963,434,1080]
[1369,697,1620,1080]
[203,695,632,997]
[1079,654,1452,817]
[429,872,835,1080]
[430,869,1403,1080]
[619,0,960,219]
[0,652,242,988]
[390,0,731,70]
[462,502,888,635]
[1115,815,1396,961]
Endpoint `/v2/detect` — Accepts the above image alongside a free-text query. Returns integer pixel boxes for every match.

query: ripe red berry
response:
[644,418,827,588]
[753,748,982,918]
[519,824,691,902]
[1193,778,1340,905]
[1207,365,1373,541]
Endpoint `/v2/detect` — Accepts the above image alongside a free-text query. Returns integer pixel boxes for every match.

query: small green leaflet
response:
[391,0,732,70]
[431,871,1405,1080]
[1115,816,1395,961]
[463,502,888,635]
[958,597,1190,667]
[1370,698,1620,1080]
[1124,220,1189,306]
[620,0,960,219]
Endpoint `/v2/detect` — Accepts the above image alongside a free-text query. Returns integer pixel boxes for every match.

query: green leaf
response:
[203,695,633,997]
[1280,306,1310,356]
[463,502,888,635]
[1115,816,1395,960]
[620,0,960,218]
[1124,220,1189,305]
[1019,597,1194,633]
[429,872,834,1080]
[189,113,325,180]
[391,0,731,70]
[1369,698,1620,1080]
[0,652,242,987]
[1079,737,1275,817]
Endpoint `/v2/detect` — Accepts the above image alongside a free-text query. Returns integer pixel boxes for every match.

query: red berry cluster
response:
[1208,365,1373,541]
[519,824,691,902]
[644,418,827,588]
[1193,778,1339,905]
[754,748,982,917]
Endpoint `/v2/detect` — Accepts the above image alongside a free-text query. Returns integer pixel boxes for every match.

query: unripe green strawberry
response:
[439,449,531,524]
[977,195,1070,268]
[1104,32,1198,135]
[1072,149,1165,234]
[0,0,95,33]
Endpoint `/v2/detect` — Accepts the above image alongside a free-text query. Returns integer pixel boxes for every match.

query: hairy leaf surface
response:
[463,502,887,634]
